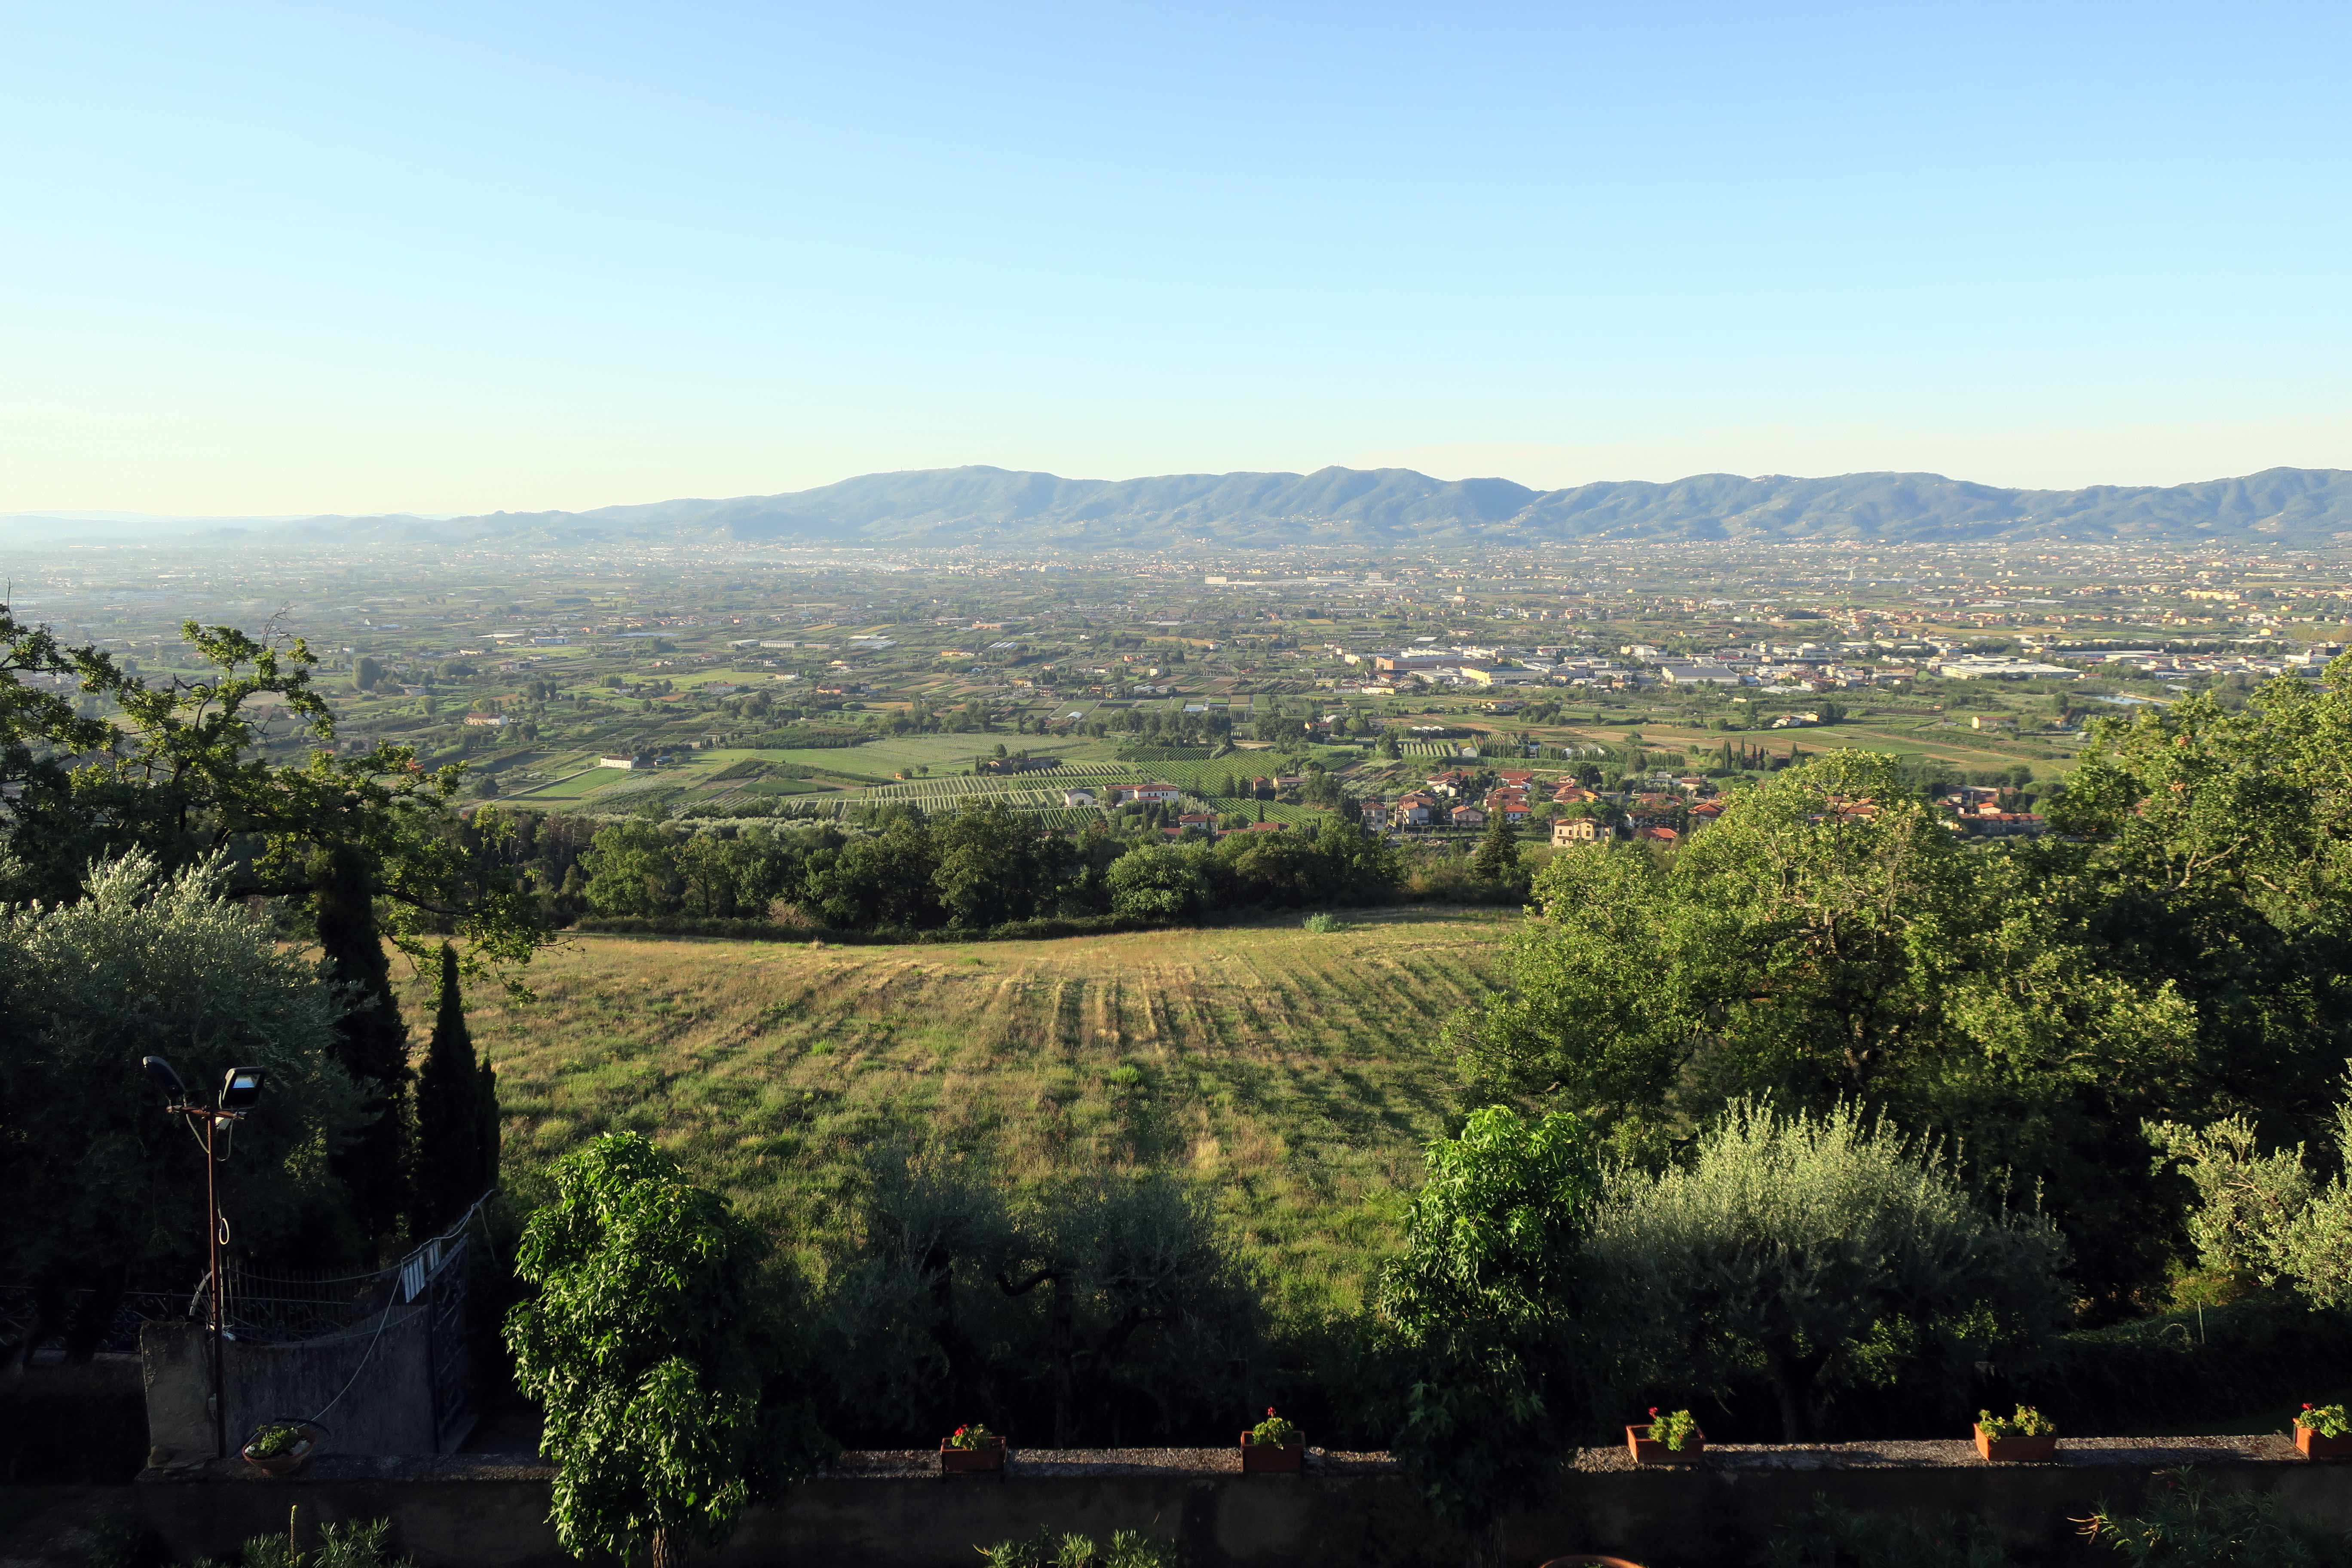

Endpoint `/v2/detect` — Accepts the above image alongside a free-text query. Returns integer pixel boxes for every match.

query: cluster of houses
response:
[1935,784,2047,838]
[1331,636,2141,695]
[1353,768,1727,845]
[1037,767,2057,850]
[1336,645,1614,694]
[2040,643,2343,682]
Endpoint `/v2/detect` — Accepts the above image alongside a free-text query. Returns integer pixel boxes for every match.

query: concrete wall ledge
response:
[132,1431,2310,1486]
[114,1436,2350,1568]
[1569,1432,2306,1471]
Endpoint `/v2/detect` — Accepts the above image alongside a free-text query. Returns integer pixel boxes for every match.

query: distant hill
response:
[20,466,2352,550]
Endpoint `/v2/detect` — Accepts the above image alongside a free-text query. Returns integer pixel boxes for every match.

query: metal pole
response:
[206,1111,226,1461]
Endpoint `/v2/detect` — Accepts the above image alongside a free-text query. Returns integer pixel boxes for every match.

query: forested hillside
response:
[93,463,2351,550]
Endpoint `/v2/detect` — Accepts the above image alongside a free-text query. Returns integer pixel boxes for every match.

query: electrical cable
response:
[296,1192,491,1430]
[300,1277,400,1429]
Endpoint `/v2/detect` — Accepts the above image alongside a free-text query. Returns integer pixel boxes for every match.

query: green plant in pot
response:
[941,1421,1007,1475]
[1242,1407,1303,1473]
[1974,1405,2057,1463]
[2293,1402,2351,1461]
[241,1421,318,1476]
[1626,1406,1705,1465]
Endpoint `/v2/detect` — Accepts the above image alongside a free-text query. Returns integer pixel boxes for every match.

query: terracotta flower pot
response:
[1240,1433,1305,1473]
[1539,1558,1649,1568]
[939,1436,1008,1476]
[1973,1426,2058,1463]
[1625,1424,1706,1465]
[240,1425,319,1477]
[2296,1425,2352,1461]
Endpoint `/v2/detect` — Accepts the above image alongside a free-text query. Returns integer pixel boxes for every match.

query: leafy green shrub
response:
[975,1529,1182,1568]
[2079,1469,2352,1566]
[1300,911,1342,933]
[1377,1106,1601,1520]
[505,1132,775,1568]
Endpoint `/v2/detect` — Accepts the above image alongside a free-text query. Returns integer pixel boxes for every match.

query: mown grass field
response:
[411,909,1516,1308]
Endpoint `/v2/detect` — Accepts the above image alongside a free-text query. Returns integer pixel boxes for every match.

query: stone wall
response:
[140,1314,442,1468]
[113,1434,2351,1568]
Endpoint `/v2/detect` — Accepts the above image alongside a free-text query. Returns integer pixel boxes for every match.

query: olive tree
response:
[0,851,364,1360]
[995,1171,1259,1447]
[505,1133,767,1568]
[827,1150,1260,1449]
[2152,1096,2352,1310]
[1586,1099,2072,1440]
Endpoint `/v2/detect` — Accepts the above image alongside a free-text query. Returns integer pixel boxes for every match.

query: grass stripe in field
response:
[420,908,1514,1309]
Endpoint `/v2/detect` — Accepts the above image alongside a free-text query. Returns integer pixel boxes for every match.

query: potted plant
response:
[1240,1407,1304,1473]
[1625,1407,1705,1465]
[2294,1403,2351,1461]
[240,1420,320,1476]
[1973,1405,2058,1463]
[940,1422,1008,1476]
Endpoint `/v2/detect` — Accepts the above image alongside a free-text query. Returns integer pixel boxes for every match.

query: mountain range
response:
[15,465,2352,550]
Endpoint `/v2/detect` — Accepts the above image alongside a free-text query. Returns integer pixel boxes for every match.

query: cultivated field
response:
[420,909,1516,1307]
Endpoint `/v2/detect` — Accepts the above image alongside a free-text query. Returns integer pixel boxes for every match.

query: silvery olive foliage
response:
[2152,1097,2352,1311]
[1585,1099,2073,1440]
[0,851,364,1283]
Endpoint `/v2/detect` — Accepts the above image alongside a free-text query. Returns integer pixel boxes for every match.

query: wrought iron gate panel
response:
[425,1232,475,1451]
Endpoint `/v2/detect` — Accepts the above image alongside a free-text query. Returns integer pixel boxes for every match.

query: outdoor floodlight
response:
[220,1066,267,1112]
[142,1055,188,1102]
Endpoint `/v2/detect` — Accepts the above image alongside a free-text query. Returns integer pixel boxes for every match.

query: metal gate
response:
[418,1228,475,1451]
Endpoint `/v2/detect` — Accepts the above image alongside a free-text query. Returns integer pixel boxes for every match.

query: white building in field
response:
[1932,656,2080,681]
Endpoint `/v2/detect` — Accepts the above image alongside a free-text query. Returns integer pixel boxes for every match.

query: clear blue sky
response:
[5,1,2348,514]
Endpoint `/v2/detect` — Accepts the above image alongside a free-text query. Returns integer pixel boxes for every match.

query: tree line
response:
[572,801,1403,934]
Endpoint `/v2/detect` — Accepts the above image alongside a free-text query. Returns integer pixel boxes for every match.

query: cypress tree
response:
[476,1054,502,1195]
[1473,809,1521,884]
[413,942,484,1233]
[313,844,411,1248]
